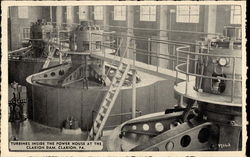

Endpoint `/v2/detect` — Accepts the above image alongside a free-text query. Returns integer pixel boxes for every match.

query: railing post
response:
[172,44,176,71]
[89,31,92,54]
[133,39,136,68]
[102,32,105,55]
[185,53,190,95]
[231,57,236,102]
[156,41,159,72]
[58,31,62,64]
[175,48,179,85]
[148,37,151,64]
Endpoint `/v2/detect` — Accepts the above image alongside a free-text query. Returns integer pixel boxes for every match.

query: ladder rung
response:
[88,62,130,140]
[106,97,112,102]
[93,126,99,132]
[115,75,122,79]
[98,112,105,117]
[109,90,115,94]
[102,105,108,109]
[112,83,118,87]
[95,119,102,124]
[118,69,125,73]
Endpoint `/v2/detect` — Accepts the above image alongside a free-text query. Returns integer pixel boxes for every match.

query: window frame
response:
[18,6,29,19]
[66,6,72,20]
[230,5,241,25]
[176,5,200,23]
[114,6,127,21]
[94,6,104,20]
[140,6,156,22]
[79,6,88,20]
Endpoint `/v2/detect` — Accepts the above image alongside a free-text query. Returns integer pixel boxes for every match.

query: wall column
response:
[127,6,134,59]
[204,5,217,38]
[56,6,64,27]
[158,6,168,68]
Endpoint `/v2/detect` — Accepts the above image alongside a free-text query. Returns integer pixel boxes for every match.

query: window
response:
[94,6,103,20]
[176,5,199,23]
[140,6,156,21]
[23,28,30,40]
[79,6,88,20]
[114,6,126,21]
[66,6,72,20]
[18,6,28,19]
[230,5,241,24]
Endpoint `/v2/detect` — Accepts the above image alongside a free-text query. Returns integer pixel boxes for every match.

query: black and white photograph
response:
[1,1,247,156]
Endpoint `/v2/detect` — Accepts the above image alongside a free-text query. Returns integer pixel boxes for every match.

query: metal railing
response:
[175,43,242,103]
[89,31,242,104]
[89,31,200,72]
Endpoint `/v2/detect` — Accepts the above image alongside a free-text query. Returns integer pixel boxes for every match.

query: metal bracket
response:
[59,64,88,87]
[120,112,183,137]
[31,63,72,82]
[131,121,219,151]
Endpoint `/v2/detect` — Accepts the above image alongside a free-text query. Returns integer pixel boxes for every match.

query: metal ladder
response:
[87,62,130,140]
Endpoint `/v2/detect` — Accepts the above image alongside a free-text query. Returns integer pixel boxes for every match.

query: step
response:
[111,83,119,87]
[109,90,115,94]
[98,112,105,117]
[106,97,112,102]
[115,75,122,79]
[95,119,102,125]
[102,105,109,109]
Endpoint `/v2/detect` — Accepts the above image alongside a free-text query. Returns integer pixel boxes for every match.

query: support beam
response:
[132,69,137,119]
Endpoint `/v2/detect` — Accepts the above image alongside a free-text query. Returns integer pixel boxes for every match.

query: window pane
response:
[94,6,103,20]
[190,15,199,23]
[149,14,156,21]
[176,5,199,23]
[190,6,199,15]
[66,6,72,20]
[114,6,126,21]
[79,6,88,20]
[140,6,156,21]
[231,5,241,24]
[177,6,189,15]
[150,6,156,15]
[18,6,28,18]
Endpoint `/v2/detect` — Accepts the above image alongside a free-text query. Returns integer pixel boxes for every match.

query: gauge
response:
[218,57,228,66]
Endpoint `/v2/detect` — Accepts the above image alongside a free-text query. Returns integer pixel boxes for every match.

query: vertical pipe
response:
[156,43,159,72]
[89,32,92,54]
[147,37,150,64]
[231,57,236,102]
[133,39,135,68]
[132,69,136,118]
